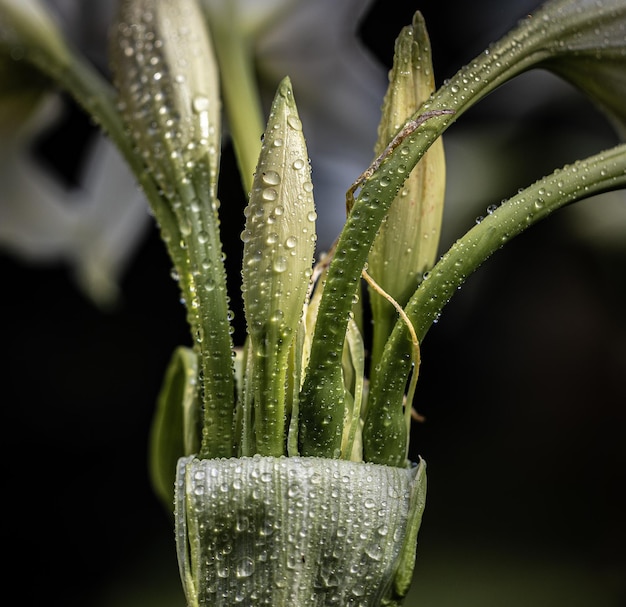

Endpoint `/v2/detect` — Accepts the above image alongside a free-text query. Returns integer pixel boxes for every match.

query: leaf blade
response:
[241,77,316,456]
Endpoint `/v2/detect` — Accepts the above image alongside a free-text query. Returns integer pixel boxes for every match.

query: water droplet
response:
[273,256,288,273]
[259,519,274,536]
[262,170,281,186]
[279,81,292,98]
[262,188,278,202]
[352,582,366,597]
[292,158,305,170]
[285,236,297,249]
[236,557,255,578]
[270,309,284,324]
[192,95,210,112]
[365,543,383,561]
[287,115,302,130]
[216,565,229,578]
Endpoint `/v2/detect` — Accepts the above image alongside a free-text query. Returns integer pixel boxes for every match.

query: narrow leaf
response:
[299,0,626,460]
[367,144,626,465]
[340,317,366,462]
[241,76,316,456]
[391,459,427,601]
[149,346,200,511]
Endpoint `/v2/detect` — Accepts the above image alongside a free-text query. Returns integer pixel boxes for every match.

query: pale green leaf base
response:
[176,456,426,607]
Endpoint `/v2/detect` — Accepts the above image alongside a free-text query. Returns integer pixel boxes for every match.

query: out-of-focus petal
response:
[0,0,149,306]
[0,125,149,306]
[0,0,71,67]
[0,94,69,253]
[201,0,298,39]
[68,134,150,306]
[44,0,115,69]
[535,0,626,138]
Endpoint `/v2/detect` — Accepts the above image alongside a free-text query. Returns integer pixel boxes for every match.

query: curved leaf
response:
[365,144,626,465]
[149,346,200,511]
[299,0,626,460]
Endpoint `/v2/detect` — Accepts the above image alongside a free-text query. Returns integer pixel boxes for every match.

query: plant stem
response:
[208,8,264,194]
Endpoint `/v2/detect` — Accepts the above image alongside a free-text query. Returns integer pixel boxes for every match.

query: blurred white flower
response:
[0,0,386,303]
[0,94,149,306]
[0,0,149,306]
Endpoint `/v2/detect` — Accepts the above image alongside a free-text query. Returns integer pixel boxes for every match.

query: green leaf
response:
[366,144,626,465]
[299,0,626,463]
[298,108,450,459]
[390,459,427,603]
[404,0,626,139]
[111,0,235,459]
[149,346,200,511]
[340,316,366,461]
[241,76,316,456]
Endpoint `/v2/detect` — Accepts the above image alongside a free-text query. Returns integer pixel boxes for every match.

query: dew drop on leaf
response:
[262,188,278,202]
[287,115,303,131]
[236,557,255,579]
[262,170,281,186]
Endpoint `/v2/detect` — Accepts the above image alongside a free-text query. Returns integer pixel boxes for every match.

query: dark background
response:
[1,1,625,605]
